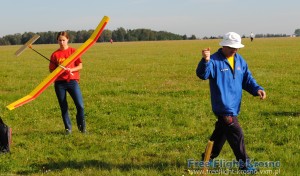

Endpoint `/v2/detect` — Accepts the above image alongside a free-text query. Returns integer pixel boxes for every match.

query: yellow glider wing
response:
[7,16,110,110]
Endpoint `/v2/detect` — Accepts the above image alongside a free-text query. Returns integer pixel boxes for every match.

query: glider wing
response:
[7,16,110,110]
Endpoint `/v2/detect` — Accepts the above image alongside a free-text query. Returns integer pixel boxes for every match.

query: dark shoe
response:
[80,128,87,133]
[78,125,86,133]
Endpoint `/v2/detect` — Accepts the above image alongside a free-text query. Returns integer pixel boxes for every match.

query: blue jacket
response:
[196,48,264,117]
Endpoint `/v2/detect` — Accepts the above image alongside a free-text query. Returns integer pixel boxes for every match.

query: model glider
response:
[16,34,73,72]
[7,16,110,110]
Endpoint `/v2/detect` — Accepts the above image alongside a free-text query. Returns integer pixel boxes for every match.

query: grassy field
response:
[0,38,299,175]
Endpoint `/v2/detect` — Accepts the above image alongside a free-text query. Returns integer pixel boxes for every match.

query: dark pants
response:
[54,80,85,132]
[208,116,249,163]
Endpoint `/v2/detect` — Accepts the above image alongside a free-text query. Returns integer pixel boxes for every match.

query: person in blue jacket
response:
[196,32,266,172]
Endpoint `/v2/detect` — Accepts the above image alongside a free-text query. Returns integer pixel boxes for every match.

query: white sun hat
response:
[219,32,244,49]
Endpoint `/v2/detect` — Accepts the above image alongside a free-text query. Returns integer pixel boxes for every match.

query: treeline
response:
[254,34,289,38]
[0,27,196,45]
[203,33,292,40]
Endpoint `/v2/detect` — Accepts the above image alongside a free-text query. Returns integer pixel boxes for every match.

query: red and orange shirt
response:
[49,47,82,82]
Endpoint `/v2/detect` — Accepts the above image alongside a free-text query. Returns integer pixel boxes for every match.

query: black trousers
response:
[209,116,249,163]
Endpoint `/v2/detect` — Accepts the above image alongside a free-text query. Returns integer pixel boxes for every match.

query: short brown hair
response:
[56,31,69,40]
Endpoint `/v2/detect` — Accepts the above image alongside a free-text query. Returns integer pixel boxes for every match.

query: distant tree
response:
[156,31,168,40]
[21,32,36,44]
[111,32,118,42]
[67,30,77,43]
[294,29,300,36]
[98,29,112,42]
[149,31,156,40]
[137,29,152,41]
[255,34,263,38]
[36,31,56,44]
[46,31,56,44]
[189,35,196,40]
[0,38,9,45]
[37,31,56,44]
[4,34,21,45]
[75,31,84,43]
[114,27,126,42]
[125,29,138,41]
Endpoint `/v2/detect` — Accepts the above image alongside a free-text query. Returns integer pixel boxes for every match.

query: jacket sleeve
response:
[196,58,212,80]
[242,64,264,96]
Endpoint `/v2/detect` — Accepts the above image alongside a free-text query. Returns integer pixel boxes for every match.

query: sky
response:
[0,0,299,38]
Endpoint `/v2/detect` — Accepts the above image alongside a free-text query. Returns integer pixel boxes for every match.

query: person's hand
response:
[202,48,210,62]
[65,67,73,75]
[66,68,72,73]
[257,90,266,100]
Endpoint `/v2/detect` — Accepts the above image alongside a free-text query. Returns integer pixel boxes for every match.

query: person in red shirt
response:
[49,31,86,135]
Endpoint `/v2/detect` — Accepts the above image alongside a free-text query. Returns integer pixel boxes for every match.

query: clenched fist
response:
[202,48,210,62]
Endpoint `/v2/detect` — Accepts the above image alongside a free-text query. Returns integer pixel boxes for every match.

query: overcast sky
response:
[0,0,299,38]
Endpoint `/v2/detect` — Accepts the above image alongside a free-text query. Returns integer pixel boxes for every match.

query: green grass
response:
[0,38,299,175]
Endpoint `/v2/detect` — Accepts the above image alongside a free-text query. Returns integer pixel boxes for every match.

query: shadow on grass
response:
[261,111,300,117]
[14,129,86,136]
[17,159,183,175]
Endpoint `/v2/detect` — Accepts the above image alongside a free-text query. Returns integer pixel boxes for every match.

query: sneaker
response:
[65,129,72,135]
